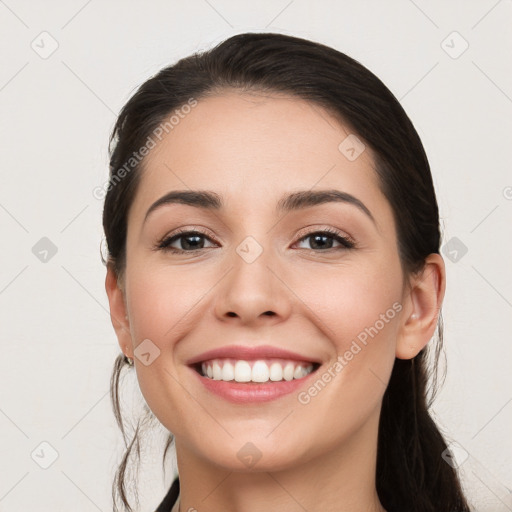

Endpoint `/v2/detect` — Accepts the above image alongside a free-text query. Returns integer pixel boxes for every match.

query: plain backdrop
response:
[0,1,511,510]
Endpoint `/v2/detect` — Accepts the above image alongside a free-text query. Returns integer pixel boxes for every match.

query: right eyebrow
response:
[144,190,222,224]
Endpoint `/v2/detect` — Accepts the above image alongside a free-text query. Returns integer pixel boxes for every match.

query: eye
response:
[294,228,355,251]
[155,227,356,254]
[156,229,217,253]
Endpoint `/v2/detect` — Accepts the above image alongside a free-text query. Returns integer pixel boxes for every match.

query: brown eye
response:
[295,229,355,251]
[157,230,216,253]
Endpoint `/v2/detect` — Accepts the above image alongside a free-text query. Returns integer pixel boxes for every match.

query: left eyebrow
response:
[276,189,376,225]
[143,188,376,226]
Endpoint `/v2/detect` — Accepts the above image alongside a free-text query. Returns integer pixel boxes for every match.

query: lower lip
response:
[189,366,319,404]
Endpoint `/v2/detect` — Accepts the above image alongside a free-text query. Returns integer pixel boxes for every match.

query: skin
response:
[105,91,446,512]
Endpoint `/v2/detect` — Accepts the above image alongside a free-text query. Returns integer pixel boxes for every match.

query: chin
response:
[196,436,314,473]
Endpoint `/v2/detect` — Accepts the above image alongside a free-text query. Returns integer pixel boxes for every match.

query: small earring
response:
[124,354,134,366]
[411,313,419,320]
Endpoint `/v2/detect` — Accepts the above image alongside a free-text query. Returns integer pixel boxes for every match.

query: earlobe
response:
[105,263,133,358]
[396,253,446,360]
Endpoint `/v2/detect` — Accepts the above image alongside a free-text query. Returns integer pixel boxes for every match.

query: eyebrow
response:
[144,189,376,225]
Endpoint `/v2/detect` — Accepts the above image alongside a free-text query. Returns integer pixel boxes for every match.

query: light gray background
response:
[0,1,511,510]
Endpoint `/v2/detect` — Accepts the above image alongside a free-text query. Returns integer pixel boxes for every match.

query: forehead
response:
[128,91,390,227]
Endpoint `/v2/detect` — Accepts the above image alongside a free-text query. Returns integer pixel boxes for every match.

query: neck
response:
[172,409,386,512]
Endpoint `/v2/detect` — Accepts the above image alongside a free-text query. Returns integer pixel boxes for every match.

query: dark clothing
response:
[155,476,179,511]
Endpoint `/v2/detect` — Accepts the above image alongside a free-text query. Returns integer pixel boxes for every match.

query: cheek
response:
[122,264,210,434]
[125,263,209,345]
[292,262,401,403]
[294,260,402,347]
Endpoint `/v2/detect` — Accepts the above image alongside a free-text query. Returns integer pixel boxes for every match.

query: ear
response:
[396,253,446,360]
[105,263,133,359]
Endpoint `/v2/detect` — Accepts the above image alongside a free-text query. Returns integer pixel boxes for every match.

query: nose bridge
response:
[214,231,291,323]
[231,232,276,298]
[225,201,276,272]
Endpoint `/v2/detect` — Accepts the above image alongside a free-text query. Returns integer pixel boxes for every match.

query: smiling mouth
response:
[190,358,321,384]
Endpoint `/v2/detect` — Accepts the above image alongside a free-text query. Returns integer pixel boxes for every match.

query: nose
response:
[213,239,293,327]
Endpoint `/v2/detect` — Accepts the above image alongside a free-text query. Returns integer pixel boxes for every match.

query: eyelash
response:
[155,227,356,254]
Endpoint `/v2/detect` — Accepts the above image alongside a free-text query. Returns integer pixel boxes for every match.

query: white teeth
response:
[283,362,295,381]
[198,358,316,383]
[221,361,235,381]
[251,360,270,382]
[269,362,283,381]
[293,365,304,379]
[234,360,251,382]
[212,361,222,380]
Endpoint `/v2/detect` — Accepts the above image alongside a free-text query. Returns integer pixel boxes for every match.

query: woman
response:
[103,32,471,512]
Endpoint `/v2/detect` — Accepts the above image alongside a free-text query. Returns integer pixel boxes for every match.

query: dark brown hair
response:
[104,32,471,511]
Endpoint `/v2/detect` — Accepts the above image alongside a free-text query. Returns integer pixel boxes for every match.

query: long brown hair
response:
[103,32,471,511]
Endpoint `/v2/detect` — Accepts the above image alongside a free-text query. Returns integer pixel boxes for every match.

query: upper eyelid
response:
[160,227,354,249]
[294,225,353,243]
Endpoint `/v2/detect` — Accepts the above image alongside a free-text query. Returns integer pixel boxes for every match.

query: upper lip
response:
[186,344,321,365]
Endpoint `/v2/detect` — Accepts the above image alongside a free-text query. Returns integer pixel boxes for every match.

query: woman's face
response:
[115,91,409,471]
